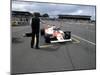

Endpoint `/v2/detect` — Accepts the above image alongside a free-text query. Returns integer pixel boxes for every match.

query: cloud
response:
[12,1,96,20]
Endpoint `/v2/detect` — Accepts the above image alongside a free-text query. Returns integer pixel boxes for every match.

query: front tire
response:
[45,35,50,43]
[41,29,45,36]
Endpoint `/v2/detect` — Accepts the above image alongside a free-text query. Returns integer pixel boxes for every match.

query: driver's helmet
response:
[47,25,51,28]
[53,25,56,28]
[52,25,56,30]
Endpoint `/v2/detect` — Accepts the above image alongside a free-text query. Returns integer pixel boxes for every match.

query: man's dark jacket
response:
[31,17,40,33]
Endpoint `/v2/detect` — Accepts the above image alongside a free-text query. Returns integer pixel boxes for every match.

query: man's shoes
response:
[35,47,40,49]
[31,46,34,48]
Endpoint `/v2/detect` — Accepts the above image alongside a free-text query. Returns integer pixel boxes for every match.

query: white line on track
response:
[72,34,96,45]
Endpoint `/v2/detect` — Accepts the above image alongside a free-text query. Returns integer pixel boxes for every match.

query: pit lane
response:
[11,20,96,74]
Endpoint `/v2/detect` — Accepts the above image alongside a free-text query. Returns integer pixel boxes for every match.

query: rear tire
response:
[64,31,71,39]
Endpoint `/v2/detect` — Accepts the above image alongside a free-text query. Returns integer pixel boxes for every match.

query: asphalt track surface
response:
[11,20,96,74]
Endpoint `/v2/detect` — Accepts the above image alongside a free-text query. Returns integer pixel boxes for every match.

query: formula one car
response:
[41,25,72,43]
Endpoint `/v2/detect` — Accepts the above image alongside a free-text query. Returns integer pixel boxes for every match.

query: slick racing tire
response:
[45,35,51,43]
[41,29,45,36]
[23,32,32,37]
[64,31,71,39]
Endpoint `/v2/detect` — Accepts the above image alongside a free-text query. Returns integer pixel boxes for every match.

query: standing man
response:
[31,13,40,49]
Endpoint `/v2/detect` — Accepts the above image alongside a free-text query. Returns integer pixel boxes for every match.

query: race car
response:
[41,25,72,43]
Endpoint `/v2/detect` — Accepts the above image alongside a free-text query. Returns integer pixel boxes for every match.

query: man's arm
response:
[30,18,34,33]
[31,18,33,25]
[40,19,45,24]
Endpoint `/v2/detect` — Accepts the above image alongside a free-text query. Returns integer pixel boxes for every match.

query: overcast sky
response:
[12,0,96,20]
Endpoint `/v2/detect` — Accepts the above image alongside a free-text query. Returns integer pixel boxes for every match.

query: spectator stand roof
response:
[58,15,91,20]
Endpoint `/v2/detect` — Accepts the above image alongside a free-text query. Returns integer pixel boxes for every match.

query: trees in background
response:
[42,13,49,17]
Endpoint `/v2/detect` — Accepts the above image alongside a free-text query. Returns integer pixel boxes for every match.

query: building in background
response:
[12,11,32,26]
[11,11,93,26]
[58,15,91,23]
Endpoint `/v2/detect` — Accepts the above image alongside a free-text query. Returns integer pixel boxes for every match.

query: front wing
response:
[50,39,72,43]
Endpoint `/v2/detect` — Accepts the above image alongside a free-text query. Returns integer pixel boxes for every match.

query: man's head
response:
[33,12,40,17]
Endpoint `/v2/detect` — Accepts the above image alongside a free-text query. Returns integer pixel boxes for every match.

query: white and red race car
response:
[41,25,72,43]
